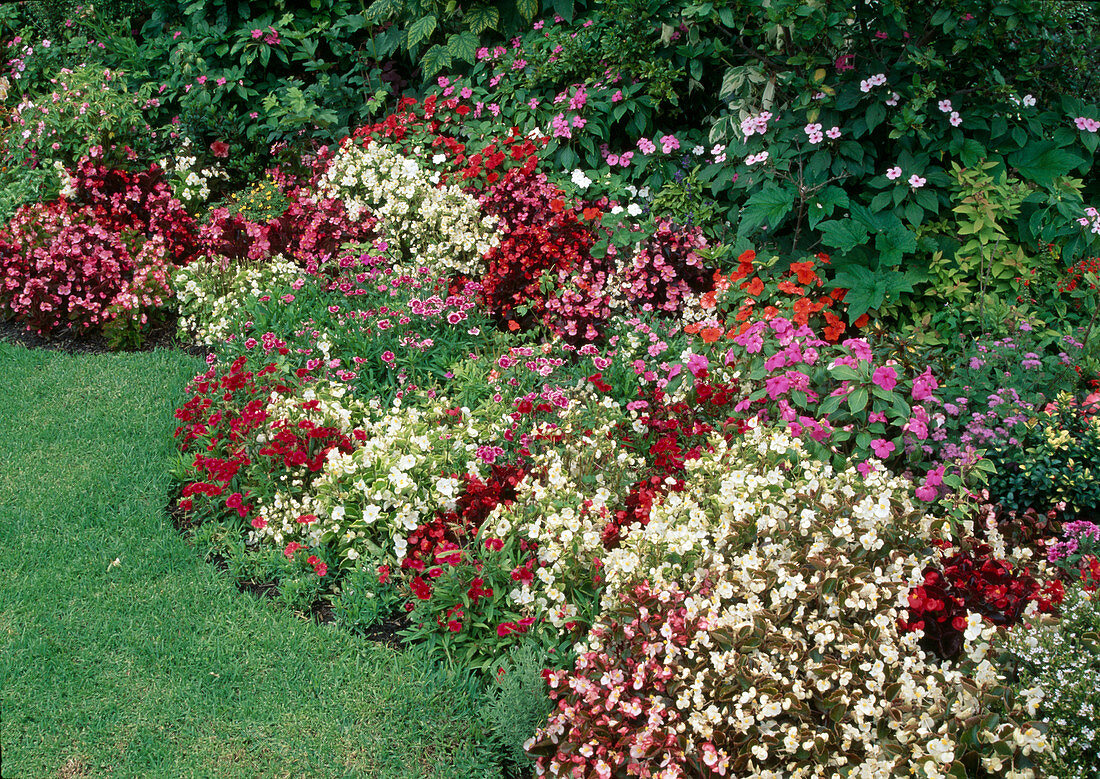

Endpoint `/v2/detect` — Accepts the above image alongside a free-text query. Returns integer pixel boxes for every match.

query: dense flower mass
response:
[9,3,1098,774]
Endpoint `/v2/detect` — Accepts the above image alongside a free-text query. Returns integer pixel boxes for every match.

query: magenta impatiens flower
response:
[872,365,898,391]
[870,438,895,458]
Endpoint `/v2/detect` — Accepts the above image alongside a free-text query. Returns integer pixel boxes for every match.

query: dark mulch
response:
[0,312,210,359]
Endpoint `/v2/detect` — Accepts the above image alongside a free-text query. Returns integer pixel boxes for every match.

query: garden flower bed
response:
[3,0,1100,776]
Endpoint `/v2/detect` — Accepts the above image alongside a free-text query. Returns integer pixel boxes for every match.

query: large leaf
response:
[817,219,870,253]
[874,224,917,267]
[406,15,437,48]
[447,30,479,63]
[830,266,916,320]
[552,0,575,23]
[464,5,500,34]
[807,185,849,228]
[418,43,452,76]
[365,0,401,23]
[516,0,539,20]
[1008,141,1087,186]
[737,185,796,235]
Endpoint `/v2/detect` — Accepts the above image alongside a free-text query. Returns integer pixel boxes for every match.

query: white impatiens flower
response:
[570,169,592,189]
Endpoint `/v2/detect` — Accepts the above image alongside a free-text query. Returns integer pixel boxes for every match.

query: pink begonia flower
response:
[886,166,902,180]
[872,365,898,391]
[870,438,895,458]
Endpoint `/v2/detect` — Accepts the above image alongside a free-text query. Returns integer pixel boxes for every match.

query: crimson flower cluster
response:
[899,542,1063,659]
[174,356,359,538]
[597,376,746,548]
[71,157,199,264]
[0,157,199,337]
[478,168,607,340]
[199,183,378,273]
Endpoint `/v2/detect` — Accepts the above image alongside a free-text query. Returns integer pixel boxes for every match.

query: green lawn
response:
[0,343,497,778]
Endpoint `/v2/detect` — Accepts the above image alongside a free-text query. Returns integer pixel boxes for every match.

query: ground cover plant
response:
[4,0,1100,776]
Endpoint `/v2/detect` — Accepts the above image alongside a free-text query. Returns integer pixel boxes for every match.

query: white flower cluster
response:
[301,397,488,566]
[53,160,77,199]
[318,139,499,277]
[248,380,372,550]
[158,137,227,209]
[173,254,302,344]
[1001,584,1100,777]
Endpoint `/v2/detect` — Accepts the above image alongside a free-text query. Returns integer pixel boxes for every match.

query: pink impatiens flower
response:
[870,438,895,459]
[1074,116,1100,132]
[908,174,926,188]
[637,137,656,154]
[886,166,902,181]
[872,365,898,391]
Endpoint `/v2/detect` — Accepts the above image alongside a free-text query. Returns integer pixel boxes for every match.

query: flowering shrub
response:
[5,64,162,168]
[691,309,945,477]
[688,249,855,342]
[528,426,1048,778]
[197,181,377,273]
[71,155,199,265]
[173,254,304,345]
[0,199,167,338]
[985,399,1100,520]
[477,168,605,340]
[1047,521,1100,587]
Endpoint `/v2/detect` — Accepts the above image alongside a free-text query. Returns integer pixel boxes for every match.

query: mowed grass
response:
[0,343,497,778]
